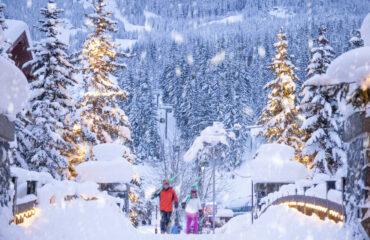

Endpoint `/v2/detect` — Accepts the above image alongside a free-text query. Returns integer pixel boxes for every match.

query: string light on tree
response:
[258,28,304,162]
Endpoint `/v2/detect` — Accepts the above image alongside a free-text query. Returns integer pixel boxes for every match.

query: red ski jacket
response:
[159,187,178,212]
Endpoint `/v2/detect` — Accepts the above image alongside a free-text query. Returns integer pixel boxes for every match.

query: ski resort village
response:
[1,0,370,239]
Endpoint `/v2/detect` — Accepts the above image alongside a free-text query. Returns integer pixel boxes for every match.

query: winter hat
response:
[163,180,169,184]
[191,190,197,194]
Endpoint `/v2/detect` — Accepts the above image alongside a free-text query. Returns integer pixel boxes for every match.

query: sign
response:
[203,203,217,216]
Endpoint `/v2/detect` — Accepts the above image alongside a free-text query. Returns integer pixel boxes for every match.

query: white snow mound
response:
[92,143,130,162]
[237,144,308,183]
[76,160,133,184]
[305,47,370,86]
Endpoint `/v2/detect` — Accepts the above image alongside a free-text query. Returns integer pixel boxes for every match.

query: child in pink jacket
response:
[185,190,202,234]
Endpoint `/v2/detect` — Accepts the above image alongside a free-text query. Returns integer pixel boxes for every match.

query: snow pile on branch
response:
[361,13,370,47]
[0,56,29,121]
[184,122,229,162]
[76,143,134,183]
[237,144,308,182]
[217,206,345,239]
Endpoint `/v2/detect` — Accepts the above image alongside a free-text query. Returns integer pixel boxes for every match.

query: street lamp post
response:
[212,147,216,234]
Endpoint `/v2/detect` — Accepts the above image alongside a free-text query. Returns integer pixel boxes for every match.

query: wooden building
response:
[3,19,33,82]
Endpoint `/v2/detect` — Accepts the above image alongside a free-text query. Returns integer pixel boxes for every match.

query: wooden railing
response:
[260,194,345,223]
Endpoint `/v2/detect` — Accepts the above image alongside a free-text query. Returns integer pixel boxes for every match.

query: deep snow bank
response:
[218,206,347,240]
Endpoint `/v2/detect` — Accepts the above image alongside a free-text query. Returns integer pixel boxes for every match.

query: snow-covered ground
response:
[2,204,347,240]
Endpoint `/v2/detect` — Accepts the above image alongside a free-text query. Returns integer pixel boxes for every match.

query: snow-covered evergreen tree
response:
[78,0,131,145]
[300,85,345,174]
[13,114,33,169]
[349,29,364,49]
[24,0,76,179]
[306,26,335,78]
[0,1,8,58]
[62,105,98,178]
[258,28,303,158]
[300,25,345,174]
[127,67,161,163]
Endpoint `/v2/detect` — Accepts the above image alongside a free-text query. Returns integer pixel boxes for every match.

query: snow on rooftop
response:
[11,166,53,182]
[237,144,308,183]
[3,19,32,49]
[0,56,29,121]
[361,13,370,47]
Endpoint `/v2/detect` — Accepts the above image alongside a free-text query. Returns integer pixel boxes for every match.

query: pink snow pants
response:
[186,212,198,234]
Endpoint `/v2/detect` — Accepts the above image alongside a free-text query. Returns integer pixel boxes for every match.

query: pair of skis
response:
[183,177,201,204]
[151,174,178,200]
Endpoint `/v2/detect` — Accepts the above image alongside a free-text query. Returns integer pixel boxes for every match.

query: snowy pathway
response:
[2,204,347,240]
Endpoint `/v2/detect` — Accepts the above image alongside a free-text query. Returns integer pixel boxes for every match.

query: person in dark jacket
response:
[153,180,179,233]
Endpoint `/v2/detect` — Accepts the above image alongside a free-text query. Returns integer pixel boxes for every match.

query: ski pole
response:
[155,205,158,234]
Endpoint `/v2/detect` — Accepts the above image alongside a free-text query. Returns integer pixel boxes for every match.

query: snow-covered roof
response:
[3,19,32,49]
[0,56,29,121]
[11,166,54,185]
[361,13,370,47]
[236,144,309,183]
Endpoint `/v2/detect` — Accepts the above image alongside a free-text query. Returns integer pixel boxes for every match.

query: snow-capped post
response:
[184,121,237,234]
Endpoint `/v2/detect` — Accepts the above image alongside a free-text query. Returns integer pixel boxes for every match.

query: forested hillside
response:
[4,0,370,167]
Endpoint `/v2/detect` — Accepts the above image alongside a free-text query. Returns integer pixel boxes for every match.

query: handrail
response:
[259,194,345,222]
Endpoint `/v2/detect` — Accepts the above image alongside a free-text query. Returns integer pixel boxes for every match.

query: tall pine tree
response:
[78,0,131,145]
[24,0,76,179]
[301,25,345,174]
[258,28,303,159]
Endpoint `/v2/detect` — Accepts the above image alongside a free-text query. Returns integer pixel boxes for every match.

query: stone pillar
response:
[343,111,370,237]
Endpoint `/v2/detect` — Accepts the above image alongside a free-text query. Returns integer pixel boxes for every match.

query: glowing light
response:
[14,208,38,225]
[278,201,344,222]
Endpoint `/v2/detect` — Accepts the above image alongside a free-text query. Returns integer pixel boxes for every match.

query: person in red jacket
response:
[153,180,179,233]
